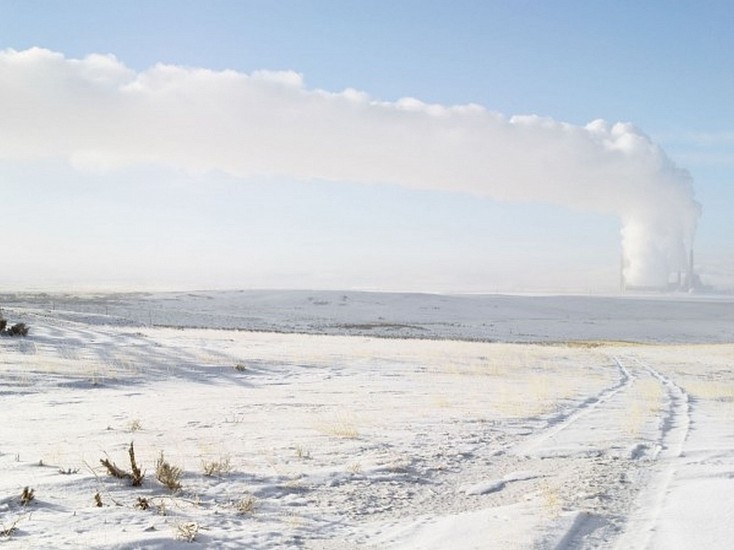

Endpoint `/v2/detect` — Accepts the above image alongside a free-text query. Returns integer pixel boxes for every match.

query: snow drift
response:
[0,48,700,287]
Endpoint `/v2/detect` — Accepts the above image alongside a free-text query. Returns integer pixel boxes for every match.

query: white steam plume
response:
[0,48,699,287]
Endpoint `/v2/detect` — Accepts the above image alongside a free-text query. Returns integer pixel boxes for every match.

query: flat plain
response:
[1,291,733,549]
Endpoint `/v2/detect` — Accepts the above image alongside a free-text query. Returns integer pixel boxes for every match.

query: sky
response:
[0,0,731,293]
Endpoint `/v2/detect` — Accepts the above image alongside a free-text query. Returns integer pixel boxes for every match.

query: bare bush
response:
[100,456,129,480]
[128,442,144,486]
[100,442,145,486]
[155,452,182,491]
[0,517,20,537]
[176,522,199,542]
[202,455,232,477]
[235,495,256,515]
[20,487,34,506]
[0,318,29,337]
[8,323,29,337]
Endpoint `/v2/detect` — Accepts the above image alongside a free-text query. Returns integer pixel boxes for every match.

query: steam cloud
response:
[0,48,699,287]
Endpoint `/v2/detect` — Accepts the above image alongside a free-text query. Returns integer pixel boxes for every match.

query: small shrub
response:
[155,452,182,491]
[0,517,20,537]
[318,413,359,439]
[135,496,150,510]
[20,487,34,506]
[8,323,29,337]
[127,419,143,433]
[295,446,311,460]
[100,456,129,479]
[100,442,145,486]
[0,320,29,337]
[234,363,247,372]
[128,442,144,486]
[94,492,103,507]
[202,455,232,477]
[235,495,256,515]
[176,522,199,542]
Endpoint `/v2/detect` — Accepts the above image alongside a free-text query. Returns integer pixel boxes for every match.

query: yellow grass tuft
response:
[316,412,360,439]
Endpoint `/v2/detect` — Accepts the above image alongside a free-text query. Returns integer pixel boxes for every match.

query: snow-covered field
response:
[1,291,733,549]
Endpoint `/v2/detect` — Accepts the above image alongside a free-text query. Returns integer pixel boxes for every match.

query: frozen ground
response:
[1,291,733,549]
[2,289,733,343]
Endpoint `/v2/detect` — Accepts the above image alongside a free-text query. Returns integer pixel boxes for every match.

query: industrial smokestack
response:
[689,248,695,280]
[620,251,628,292]
[687,248,696,291]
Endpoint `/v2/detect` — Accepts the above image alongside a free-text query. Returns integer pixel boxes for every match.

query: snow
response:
[0,290,732,548]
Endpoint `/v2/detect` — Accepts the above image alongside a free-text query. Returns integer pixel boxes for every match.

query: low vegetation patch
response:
[235,495,256,515]
[0,317,30,337]
[20,487,35,506]
[100,442,145,486]
[317,413,360,439]
[127,419,143,433]
[202,455,232,477]
[135,496,150,510]
[155,452,183,491]
[0,517,21,537]
[176,521,199,542]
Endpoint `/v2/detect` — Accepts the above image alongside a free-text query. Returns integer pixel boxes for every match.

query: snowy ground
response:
[1,291,733,549]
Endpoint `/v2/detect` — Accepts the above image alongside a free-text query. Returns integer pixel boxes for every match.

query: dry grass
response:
[634,378,664,412]
[155,452,183,491]
[127,442,144,485]
[0,517,22,537]
[234,495,256,515]
[316,412,360,439]
[623,402,646,437]
[127,419,143,433]
[100,442,145,486]
[100,456,129,479]
[175,521,199,542]
[20,487,34,506]
[684,380,734,403]
[538,480,562,518]
[202,455,232,477]
[294,445,311,460]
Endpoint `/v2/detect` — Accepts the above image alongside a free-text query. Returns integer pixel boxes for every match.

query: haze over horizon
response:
[1,1,732,293]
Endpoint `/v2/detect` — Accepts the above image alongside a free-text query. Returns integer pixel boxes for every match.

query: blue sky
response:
[0,1,731,292]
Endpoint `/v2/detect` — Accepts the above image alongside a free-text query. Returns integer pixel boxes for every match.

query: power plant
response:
[621,248,702,293]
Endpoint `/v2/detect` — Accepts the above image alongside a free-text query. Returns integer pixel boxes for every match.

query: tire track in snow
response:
[511,356,634,457]
[506,354,683,549]
[612,356,692,550]
[416,354,643,550]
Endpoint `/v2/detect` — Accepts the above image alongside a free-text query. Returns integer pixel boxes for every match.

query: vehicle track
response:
[498,354,692,549]
[611,356,692,550]
[511,356,634,458]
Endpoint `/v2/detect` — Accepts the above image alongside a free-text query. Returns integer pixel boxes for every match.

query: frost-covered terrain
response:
[2,290,733,343]
[1,291,733,549]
